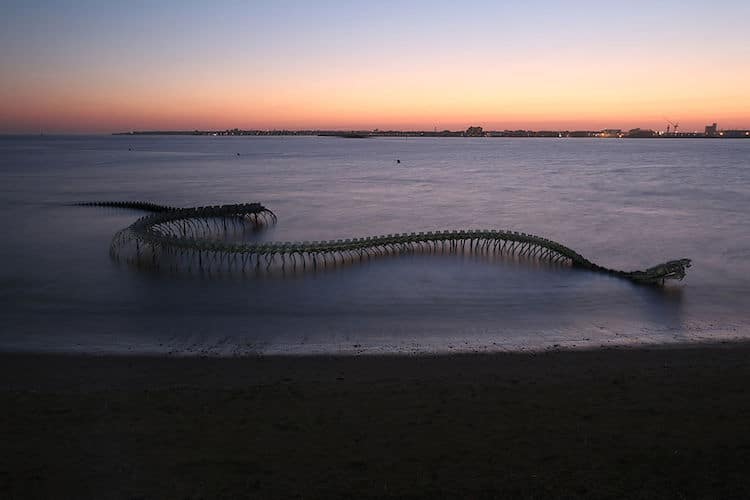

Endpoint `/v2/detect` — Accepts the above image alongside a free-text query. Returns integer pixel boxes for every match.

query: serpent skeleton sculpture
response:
[76,201,691,285]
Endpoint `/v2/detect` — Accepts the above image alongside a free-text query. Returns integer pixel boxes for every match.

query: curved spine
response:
[73,201,178,212]
[82,202,690,285]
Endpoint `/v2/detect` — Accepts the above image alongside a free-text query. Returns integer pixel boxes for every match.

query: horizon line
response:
[5,122,749,137]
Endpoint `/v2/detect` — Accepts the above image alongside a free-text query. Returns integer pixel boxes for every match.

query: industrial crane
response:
[666,119,679,135]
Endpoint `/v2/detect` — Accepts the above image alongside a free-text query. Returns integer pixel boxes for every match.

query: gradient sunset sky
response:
[1,0,748,133]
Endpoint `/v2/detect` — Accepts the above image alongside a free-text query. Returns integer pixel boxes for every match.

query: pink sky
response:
[2,1,748,133]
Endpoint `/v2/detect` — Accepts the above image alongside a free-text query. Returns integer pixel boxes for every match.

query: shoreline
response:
[3,342,750,498]
[1,334,747,358]
[110,130,750,139]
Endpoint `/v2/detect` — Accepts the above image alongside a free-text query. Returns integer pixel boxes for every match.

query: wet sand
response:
[2,343,750,498]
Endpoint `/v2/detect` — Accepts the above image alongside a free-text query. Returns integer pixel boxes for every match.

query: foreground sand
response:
[2,344,750,499]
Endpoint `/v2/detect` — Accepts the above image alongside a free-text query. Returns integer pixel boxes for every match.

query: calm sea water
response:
[1,135,749,355]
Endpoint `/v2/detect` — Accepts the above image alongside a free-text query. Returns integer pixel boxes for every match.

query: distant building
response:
[535,130,561,137]
[705,123,718,137]
[569,130,594,137]
[720,130,750,138]
[598,129,622,138]
[500,130,534,137]
[627,128,656,138]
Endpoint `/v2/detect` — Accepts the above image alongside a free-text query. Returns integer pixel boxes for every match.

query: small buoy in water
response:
[128,147,132,151]
[236,152,241,156]
[396,159,401,164]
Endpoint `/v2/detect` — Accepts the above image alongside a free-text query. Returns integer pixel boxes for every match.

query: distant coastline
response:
[113,126,750,139]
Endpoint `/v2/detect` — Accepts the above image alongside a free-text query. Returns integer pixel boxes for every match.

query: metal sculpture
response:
[77,201,691,285]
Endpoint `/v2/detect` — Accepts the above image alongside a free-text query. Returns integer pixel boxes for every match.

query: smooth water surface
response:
[1,135,748,354]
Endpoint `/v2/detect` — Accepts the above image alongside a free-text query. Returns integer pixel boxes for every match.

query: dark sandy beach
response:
[2,344,750,499]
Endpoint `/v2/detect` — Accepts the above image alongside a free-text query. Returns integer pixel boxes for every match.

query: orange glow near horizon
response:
[3,80,747,134]
[2,2,748,133]
[3,50,748,133]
